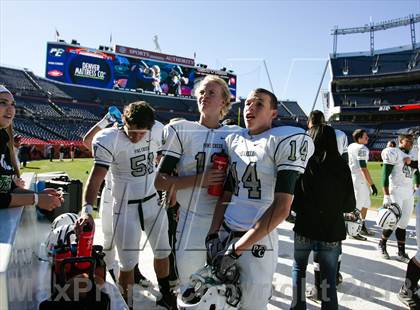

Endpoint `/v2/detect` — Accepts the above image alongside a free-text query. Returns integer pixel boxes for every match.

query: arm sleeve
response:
[381,164,394,187]
[223,170,235,193]
[0,193,12,208]
[359,160,367,168]
[274,170,300,194]
[157,155,179,175]
[341,152,349,164]
[414,170,420,186]
[408,160,418,169]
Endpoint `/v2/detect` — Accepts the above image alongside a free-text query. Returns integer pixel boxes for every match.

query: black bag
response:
[38,179,83,221]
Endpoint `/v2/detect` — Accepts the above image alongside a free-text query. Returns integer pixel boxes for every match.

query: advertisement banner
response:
[46,42,237,99]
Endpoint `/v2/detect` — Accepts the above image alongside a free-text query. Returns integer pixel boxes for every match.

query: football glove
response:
[214,243,240,281]
[370,184,378,196]
[383,195,392,205]
[205,233,224,265]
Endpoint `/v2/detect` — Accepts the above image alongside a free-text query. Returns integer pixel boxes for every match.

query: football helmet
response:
[45,223,76,256]
[177,265,241,310]
[344,210,362,237]
[376,202,402,230]
[51,213,78,230]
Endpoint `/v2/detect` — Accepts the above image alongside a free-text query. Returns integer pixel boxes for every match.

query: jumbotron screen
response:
[45,42,237,99]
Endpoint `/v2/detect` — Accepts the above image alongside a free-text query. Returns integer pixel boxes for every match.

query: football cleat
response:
[378,243,390,260]
[397,252,410,264]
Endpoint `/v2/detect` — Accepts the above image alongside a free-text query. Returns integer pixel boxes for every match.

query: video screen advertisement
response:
[45,42,237,98]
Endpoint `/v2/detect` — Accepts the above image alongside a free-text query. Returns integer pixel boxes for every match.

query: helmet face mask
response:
[51,213,78,230]
[376,202,402,230]
[178,265,241,309]
[344,210,362,237]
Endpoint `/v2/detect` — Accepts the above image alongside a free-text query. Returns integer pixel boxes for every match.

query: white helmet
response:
[45,223,76,256]
[376,202,402,230]
[51,213,78,230]
[344,210,362,237]
[177,265,241,310]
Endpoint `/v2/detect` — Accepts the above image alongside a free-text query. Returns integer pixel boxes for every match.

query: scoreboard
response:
[45,42,237,99]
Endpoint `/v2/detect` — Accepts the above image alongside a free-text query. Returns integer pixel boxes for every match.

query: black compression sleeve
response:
[359,160,367,168]
[0,193,12,208]
[158,155,179,174]
[341,152,349,164]
[275,170,300,194]
[223,170,235,193]
[381,164,394,188]
[408,160,418,169]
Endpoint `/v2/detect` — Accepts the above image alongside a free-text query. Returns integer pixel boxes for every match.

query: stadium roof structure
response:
[331,14,420,56]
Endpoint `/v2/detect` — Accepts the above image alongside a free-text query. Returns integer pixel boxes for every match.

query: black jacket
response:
[292,153,356,242]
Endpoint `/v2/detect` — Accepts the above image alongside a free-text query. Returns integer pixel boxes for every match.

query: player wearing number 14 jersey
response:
[207,88,314,309]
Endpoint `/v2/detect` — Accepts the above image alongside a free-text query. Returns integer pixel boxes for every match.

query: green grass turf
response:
[22,158,390,209]
[20,158,93,189]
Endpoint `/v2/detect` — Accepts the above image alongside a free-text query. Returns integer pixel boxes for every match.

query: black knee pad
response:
[382,229,393,239]
[395,228,406,242]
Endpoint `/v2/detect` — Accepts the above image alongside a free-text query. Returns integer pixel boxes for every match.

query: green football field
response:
[21,158,389,209]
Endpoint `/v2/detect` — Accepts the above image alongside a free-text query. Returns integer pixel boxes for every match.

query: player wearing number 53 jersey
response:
[155,75,239,292]
[81,102,174,308]
[207,89,314,309]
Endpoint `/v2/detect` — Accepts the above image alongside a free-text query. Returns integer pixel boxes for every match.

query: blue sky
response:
[1,0,419,113]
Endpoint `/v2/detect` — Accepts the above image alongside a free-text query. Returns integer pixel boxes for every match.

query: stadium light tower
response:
[332,14,420,56]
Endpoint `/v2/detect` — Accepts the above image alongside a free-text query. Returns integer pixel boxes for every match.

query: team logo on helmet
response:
[376,202,402,230]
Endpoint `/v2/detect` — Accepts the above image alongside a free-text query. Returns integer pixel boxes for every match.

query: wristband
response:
[33,193,39,206]
[82,204,94,215]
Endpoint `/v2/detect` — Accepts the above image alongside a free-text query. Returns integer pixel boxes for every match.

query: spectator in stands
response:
[348,129,378,240]
[291,124,356,310]
[59,144,65,161]
[0,85,62,211]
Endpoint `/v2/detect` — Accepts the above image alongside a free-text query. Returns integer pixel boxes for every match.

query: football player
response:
[379,134,419,263]
[347,129,378,240]
[82,108,153,287]
[398,135,420,309]
[154,75,240,291]
[77,102,175,309]
[207,88,314,309]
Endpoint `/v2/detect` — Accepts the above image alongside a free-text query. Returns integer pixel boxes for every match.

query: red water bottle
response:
[208,152,229,197]
[54,246,72,275]
[76,223,95,269]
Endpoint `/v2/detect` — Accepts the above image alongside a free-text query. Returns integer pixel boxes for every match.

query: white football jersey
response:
[348,143,369,181]
[93,121,163,200]
[335,129,348,156]
[224,126,314,231]
[161,120,241,216]
[381,147,417,189]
